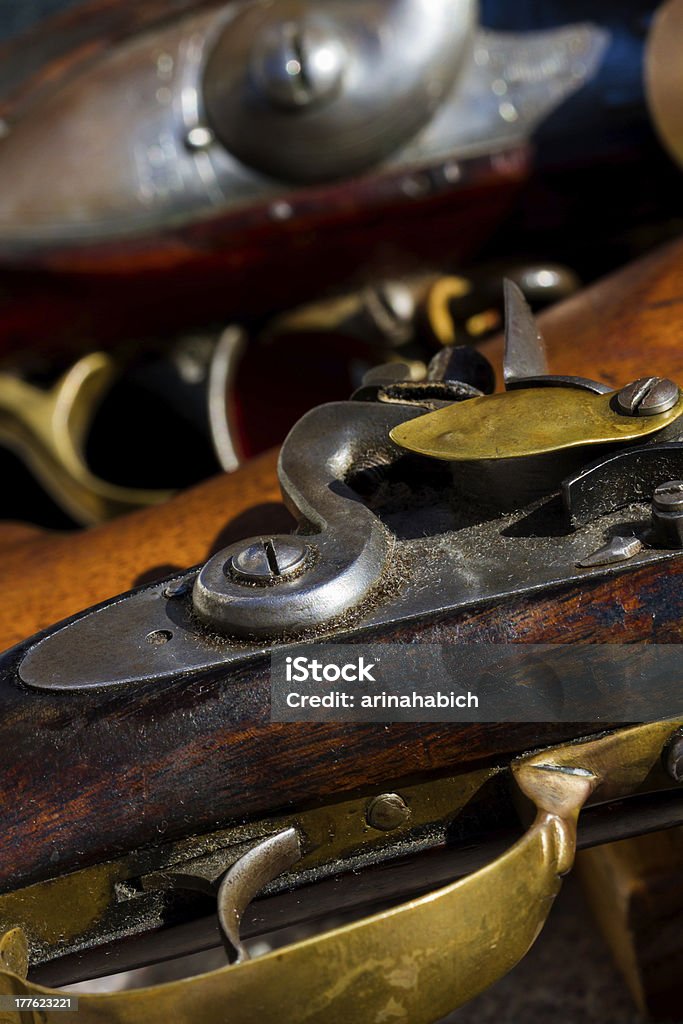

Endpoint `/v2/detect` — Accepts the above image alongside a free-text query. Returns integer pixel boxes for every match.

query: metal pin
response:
[577,536,644,568]
[366,793,411,831]
[652,480,683,547]
[163,577,194,599]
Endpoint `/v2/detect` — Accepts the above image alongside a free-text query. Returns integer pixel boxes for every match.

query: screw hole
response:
[146,629,173,645]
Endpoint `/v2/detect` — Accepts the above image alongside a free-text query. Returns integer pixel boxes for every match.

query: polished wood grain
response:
[0,449,287,652]
[0,552,679,890]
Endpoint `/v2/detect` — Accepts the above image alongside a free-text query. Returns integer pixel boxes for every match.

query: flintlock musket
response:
[0,263,683,1020]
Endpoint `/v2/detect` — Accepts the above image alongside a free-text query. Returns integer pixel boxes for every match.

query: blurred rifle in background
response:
[0,0,679,357]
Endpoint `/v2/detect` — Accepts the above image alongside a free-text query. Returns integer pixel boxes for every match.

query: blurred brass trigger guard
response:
[0,353,171,525]
[646,0,683,170]
[0,720,679,1024]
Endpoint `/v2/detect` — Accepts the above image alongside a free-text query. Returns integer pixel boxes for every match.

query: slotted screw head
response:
[616,376,679,416]
[230,538,308,583]
[653,480,683,513]
[251,18,346,109]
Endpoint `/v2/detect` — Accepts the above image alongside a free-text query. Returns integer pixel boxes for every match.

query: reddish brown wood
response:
[0,555,679,892]
[0,152,527,357]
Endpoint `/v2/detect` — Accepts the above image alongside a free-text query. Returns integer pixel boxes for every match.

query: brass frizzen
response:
[390,384,683,461]
[390,281,683,461]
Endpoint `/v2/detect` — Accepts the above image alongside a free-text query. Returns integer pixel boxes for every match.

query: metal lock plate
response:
[15,282,683,690]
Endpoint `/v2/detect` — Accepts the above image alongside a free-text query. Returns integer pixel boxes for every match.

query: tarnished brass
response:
[0,354,171,525]
[0,765,498,962]
[266,274,472,350]
[0,861,124,950]
[421,276,472,346]
[390,384,683,461]
[0,721,680,1022]
[465,308,501,338]
[0,930,27,981]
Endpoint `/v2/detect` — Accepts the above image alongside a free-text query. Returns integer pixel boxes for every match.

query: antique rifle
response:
[0,0,682,354]
[0,237,681,649]
[0,242,682,1020]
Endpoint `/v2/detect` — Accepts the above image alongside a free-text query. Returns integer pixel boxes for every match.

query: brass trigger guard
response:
[0,354,172,525]
[0,720,678,1022]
